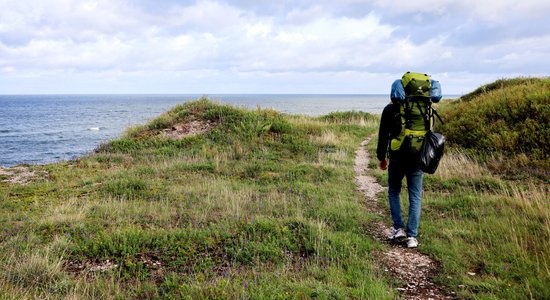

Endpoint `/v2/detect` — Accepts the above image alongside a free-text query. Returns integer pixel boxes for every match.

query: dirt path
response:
[354,139,453,300]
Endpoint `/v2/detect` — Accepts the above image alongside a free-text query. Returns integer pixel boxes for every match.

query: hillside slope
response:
[368,78,549,299]
[1,97,548,299]
[439,77,550,178]
[0,99,393,299]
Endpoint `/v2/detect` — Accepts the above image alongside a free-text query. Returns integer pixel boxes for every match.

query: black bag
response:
[420,131,445,174]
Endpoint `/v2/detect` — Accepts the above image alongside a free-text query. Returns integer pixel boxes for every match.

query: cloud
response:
[0,1,397,73]
[0,0,548,94]
[370,0,550,21]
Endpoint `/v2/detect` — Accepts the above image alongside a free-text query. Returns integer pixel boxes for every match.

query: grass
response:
[367,140,550,299]
[438,77,550,179]
[1,95,548,299]
[0,99,394,299]
[459,77,546,102]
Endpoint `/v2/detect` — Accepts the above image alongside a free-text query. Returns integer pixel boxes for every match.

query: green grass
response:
[367,132,549,300]
[0,99,394,299]
[459,77,546,102]
[438,77,550,179]
[2,94,548,299]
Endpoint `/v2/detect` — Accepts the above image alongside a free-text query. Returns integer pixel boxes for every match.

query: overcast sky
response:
[1,0,549,94]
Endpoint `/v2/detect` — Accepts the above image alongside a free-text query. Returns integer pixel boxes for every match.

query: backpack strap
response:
[415,100,431,131]
[422,103,445,130]
[404,98,413,130]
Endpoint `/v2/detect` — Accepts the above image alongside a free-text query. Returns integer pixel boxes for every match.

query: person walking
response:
[376,72,442,248]
[376,103,422,248]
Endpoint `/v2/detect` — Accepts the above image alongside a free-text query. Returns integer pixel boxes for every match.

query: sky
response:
[1,0,549,95]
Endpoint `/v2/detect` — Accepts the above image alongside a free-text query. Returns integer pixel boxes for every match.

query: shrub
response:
[459,77,545,102]
[102,176,148,199]
[3,252,69,293]
[318,111,374,123]
[440,77,550,177]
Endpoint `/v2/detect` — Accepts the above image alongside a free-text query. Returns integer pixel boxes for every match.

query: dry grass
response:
[318,149,348,166]
[310,130,338,145]
[38,198,88,229]
[287,116,326,133]
[429,152,549,298]
[359,117,381,129]
[2,250,66,295]
[434,148,489,180]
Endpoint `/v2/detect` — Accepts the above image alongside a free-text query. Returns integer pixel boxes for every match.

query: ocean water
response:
[0,94,390,167]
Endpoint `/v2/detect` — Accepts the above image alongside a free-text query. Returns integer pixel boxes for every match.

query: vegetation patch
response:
[0,99,394,299]
[3,86,546,299]
[439,77,550,178]
[367,129,549,299]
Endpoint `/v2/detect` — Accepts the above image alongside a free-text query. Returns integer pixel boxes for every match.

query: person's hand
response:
[379,160,388,171]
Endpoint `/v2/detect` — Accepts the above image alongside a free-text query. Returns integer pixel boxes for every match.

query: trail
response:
[354,139,452,300]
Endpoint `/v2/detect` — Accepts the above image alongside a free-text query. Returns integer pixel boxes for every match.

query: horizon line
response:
[0,93,463,96]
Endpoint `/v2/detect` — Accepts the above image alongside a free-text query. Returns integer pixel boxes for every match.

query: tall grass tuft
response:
[2,251,69,295]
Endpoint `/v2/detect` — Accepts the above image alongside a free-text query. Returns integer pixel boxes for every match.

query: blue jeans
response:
[388,160,423,238]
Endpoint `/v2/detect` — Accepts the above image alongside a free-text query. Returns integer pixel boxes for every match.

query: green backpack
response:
[390,72,442,156]
[402,72,431,98]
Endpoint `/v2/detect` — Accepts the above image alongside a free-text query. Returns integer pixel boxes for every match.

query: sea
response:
[0,94,392,167]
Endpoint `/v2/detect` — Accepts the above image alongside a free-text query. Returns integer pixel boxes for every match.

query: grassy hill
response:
[439,77,550,179]
[0,95,548,299]
[0,99,392,299]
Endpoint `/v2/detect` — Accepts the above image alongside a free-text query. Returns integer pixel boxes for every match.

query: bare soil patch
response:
[354,138,453,300]
[0,166,47,184]
[161,119,217,140]
[64,259,118,276]
[64,253,164,282]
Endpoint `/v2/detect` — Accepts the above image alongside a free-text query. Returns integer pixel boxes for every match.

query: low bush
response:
[439,77,550,178]
[459,77,545,102]
[318,111,374,123]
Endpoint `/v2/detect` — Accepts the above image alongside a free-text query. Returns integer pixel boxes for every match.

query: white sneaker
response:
[407,237,419,248]
[388,228,407,240]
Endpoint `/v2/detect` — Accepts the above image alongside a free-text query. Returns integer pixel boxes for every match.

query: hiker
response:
[376,72,443,248]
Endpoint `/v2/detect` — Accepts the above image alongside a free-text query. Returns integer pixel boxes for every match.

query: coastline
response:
[0,98,547,299]
[0,94,395,167]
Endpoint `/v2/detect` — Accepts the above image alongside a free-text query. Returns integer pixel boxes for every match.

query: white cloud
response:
[0,0,548,94]
[168,0,246,31]
[372,0,550,22]
[2,66,15,73]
